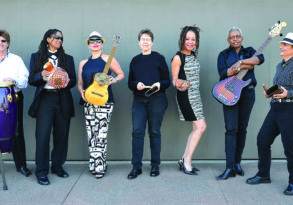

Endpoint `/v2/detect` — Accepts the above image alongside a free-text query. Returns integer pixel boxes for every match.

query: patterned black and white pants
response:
[84,103,113,178]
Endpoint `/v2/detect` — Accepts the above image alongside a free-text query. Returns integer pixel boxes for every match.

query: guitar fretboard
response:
[236,36,272,80]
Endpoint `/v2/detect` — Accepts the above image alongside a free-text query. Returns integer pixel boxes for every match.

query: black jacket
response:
[28,52,76,118]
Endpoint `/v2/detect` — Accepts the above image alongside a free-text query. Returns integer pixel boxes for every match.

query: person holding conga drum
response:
[28,29,76,185]
[78,31,124,179]
[0,30,31,177]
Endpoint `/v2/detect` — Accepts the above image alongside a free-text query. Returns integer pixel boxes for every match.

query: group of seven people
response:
[0,25,292,195]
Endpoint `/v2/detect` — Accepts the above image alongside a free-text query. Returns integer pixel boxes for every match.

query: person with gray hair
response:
[216,27,264,180]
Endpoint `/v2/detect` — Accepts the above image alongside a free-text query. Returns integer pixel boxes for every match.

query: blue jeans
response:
[131,93,168,169]
[257,102,293,184]
[223,87,255,169]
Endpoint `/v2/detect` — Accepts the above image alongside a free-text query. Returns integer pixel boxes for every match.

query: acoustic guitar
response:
[84,35,120,106]
[212,21,287,106]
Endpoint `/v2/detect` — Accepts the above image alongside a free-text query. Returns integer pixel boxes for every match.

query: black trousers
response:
[223,88,255,169]
[131,94,168,169]
[257,102,293,184]
[35,91,70,177]
[12,91,28,169]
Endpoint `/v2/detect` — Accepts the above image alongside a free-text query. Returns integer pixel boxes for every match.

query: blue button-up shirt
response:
[217,46,265,87]
[273,57,293,98]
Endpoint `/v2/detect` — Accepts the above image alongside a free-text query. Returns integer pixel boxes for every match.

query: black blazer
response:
[28,52,76,118]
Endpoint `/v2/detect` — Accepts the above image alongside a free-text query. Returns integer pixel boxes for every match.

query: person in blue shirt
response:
[216,27,264,180]
[246,33,293,196]
[127,29,170,179]
[78,31,124,179]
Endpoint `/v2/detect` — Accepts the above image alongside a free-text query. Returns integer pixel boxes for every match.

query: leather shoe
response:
[283,183,293,195]
[37,175,50,185]
[150,166,160,177]
[216,168,236,180]
[246,175,271,185]
[51,168,69,178]
[127,168,142,179]
[17,166,32,177]
[234,164,244,176]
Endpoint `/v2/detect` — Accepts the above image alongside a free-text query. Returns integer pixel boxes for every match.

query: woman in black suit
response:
[28,29,76,185]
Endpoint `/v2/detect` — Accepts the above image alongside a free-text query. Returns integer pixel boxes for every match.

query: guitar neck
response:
[103,46,117,74]
[236,36,272,80]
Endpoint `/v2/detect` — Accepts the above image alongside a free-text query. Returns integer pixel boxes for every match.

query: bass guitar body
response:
[212,76,251,106]
[84,80,109,106]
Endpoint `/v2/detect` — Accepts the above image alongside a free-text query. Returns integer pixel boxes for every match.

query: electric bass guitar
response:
[85,35,120,106]
[212,21,287,106]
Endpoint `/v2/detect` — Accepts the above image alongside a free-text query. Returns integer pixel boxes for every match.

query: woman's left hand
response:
[273,86,288,99]
[108,76,118,85]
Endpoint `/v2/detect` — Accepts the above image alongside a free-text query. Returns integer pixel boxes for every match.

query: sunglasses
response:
[52,36,63,41]
[88,39,103,44]
[0,39,7,43]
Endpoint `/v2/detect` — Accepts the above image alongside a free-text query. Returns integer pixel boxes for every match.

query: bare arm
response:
[171,55,189,91]
[102,55,124,84]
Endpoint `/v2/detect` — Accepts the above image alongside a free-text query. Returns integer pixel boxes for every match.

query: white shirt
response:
[44,53,58,89]
[0,52,29,91]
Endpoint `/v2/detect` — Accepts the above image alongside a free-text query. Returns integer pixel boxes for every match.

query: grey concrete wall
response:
[1,0,292,160]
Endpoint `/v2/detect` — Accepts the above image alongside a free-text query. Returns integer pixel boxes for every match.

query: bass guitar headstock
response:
[269,21,287,37]
[112,34,121,47]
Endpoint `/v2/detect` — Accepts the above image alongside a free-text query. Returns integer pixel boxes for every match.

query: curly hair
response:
[35,29,66,70]
[178,25,200,56]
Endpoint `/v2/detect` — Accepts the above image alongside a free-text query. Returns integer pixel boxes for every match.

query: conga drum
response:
[0,82,17,153]
[0,81,17,190]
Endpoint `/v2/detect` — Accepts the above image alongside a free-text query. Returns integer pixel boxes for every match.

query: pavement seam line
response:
[60,167,87,205]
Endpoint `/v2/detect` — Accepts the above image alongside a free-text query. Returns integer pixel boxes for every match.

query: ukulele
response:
[84,35,120,106]
[212,21,287,106]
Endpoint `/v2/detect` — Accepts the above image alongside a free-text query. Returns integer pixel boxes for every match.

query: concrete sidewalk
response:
[0,161,292,205]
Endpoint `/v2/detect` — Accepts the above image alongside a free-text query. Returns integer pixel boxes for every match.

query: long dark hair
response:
[35,29,66,70]
[178,25,200,57]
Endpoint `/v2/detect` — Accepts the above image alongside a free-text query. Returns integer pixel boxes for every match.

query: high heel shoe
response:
[178,159,200,172]
[178,159,183,171]
[181,159,197,175]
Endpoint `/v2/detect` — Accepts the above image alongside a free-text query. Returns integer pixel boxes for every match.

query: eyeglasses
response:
[88,39,103,44]
[52,36,63,41]
[0,39,7,43]
[229,35,242,40]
